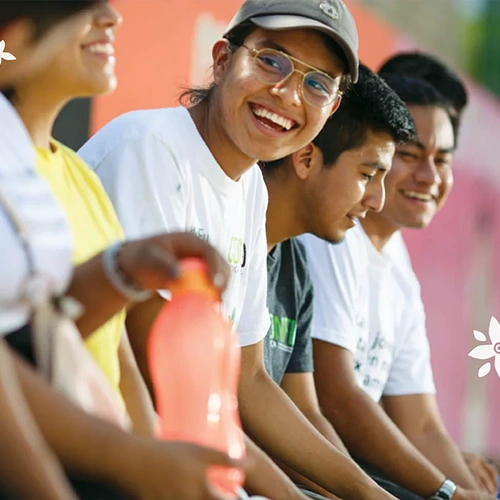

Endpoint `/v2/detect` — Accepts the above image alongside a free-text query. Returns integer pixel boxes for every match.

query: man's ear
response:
[329,93,343,117]
[212,39,233,85]
[291,143,322,180]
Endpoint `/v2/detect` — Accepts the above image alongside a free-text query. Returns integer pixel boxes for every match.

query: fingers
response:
[194,444,242,468]
[468,454,499,495]
[205,483,234,500]
[148,244,182,281]
[481,461,499,495]
[157,233,230,293]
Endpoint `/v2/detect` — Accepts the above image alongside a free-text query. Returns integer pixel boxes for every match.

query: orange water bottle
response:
[148,258,245,497]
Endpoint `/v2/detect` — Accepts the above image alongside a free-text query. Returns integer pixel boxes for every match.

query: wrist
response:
[104,433,145,497]
[429,479,457,500]
[102,242,152,302]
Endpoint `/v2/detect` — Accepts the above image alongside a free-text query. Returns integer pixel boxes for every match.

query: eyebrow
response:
[407,140,456,154]
[256,39,337,78]
[361,161,389,172]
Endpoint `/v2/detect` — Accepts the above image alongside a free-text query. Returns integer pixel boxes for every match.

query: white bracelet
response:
[102,242,152,302]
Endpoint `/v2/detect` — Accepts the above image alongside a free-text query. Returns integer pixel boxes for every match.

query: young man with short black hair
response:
[261,65,416,500]
[303,72,496,500]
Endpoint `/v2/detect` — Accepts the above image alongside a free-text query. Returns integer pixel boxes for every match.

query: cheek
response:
[385,161,409,192]
[438,170,454,203]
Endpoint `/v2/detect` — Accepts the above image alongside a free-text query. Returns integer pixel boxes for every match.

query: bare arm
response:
[313,340,494,500]
[12,350,241,500]
[0,341,77,500]
[281,372,349,455]
[118,328,157,437]
[382,394,478,490]
[244,434,309,500]
[238,340,394,500]
[67,233,229,339]
[124,294,165,396]
[275,372,349,499]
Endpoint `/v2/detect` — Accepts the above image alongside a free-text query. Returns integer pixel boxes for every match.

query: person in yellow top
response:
[10,1,155,435]
[36,140,125,389]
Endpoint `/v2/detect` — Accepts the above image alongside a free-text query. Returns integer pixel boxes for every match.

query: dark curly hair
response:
[261,63,416,172]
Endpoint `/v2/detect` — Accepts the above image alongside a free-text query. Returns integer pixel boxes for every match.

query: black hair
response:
[379,52,468,114]
[260,64,416,172]
[380,72,453,110]
[180,21,352,107]
[0,1,99,40]
[379,52,467,139]
[380,72,456,148]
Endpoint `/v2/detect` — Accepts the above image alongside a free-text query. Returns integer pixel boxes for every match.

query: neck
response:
[361,212,399,252]
[13,82,68,150]
[265,173,305,252]
[188,99,256,181]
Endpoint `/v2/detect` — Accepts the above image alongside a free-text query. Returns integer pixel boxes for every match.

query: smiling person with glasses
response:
[78,1,394,498]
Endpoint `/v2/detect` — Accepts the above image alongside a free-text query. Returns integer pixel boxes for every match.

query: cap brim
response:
[250,14,358,82]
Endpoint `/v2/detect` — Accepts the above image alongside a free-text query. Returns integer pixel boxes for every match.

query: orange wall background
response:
[92,0,397,132]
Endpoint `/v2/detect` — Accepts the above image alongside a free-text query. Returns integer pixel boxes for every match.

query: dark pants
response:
[357,460,423,500]
[0,479,130,500]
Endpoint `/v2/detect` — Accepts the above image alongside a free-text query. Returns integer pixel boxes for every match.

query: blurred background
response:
[54,0,500,459]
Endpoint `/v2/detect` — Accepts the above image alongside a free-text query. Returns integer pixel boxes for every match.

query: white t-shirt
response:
[78,106,270,347]
[300,224,435,402]
[0,94,72,335]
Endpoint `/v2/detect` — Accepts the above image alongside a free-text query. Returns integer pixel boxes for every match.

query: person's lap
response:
[355,460,423,500]
[0,478,130,500]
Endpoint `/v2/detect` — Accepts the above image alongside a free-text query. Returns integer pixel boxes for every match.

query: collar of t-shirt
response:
[267,243,282,264]
[357,221,393,273]
[175,106,255,199]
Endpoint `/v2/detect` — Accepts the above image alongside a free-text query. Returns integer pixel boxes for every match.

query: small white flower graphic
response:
[468,316,500,379]
[0,40,16,65]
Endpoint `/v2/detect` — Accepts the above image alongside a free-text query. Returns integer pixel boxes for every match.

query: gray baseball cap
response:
[224,0,359,82]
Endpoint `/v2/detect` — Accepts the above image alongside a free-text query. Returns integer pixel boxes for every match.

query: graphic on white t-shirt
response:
[301,225,435,402]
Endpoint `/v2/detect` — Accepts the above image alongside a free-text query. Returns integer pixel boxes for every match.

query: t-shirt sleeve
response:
[235,185,270,348]
[383,285,436,396]
[286,262,314,374]
[302,233,364,353]
[79,132,187,240]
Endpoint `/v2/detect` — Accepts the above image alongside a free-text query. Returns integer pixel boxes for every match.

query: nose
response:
[414,157,441,186]
[269,70,302,107]
[94,3,123,30]
[363,180,386,213]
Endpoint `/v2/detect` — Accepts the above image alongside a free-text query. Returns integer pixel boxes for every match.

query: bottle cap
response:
[169,258,219,300]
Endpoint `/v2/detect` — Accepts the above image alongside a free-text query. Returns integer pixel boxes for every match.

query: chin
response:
[319,231,345,245]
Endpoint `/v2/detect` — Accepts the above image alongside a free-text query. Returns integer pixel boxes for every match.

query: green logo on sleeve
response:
[269,314,297,352]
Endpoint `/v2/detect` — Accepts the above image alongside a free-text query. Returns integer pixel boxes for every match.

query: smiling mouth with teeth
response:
[85,43,115,56]
[402,190,435,202]
[251,104,296,132]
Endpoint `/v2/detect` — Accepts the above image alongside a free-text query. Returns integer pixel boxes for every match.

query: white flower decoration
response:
[468,316,500,379]
[0,40,16,65]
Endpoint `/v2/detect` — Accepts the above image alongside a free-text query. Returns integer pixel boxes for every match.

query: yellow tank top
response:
[36,140,125,392]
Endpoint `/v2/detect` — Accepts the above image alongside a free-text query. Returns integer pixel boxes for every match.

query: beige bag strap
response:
[0,178,69,380]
